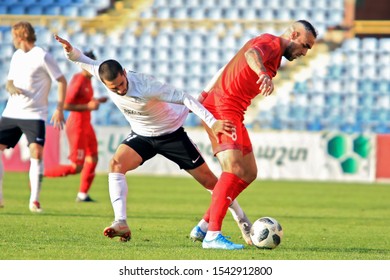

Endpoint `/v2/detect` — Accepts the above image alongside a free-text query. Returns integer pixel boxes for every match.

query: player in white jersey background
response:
[54,34,252,243]
[0,22,67,212]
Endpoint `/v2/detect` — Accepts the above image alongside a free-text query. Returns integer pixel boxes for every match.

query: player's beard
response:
[283,43,295,61]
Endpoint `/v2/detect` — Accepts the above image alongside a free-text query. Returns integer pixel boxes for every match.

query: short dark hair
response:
[297,20,318,38]
[98,59,123,82]
[83,50,96,60]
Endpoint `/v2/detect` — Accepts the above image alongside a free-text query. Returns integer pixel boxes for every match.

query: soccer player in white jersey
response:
[54,35,252,244]
[0,22,67,212]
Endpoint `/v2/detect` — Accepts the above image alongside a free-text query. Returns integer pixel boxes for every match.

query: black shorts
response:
[0,117,46,148]
[121,127,205,170]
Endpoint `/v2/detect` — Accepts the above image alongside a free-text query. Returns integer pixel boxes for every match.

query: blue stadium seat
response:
[378,38,390,53]
[361,37,378,52]
[0,4,8,14]
[343,38,360,52]
[62,6,79,17]
[19,0,36,4]
[156,6,170,18]
[9,5,26,15]
[44,5,61,15]
[36,0,55,5]
[189,6,205,19]
[26,5,44,15]
[172,7,187,19]
[0,43,14,58]
[79,5,96,18]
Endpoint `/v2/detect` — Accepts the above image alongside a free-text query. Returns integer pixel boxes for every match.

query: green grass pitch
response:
[0,172,389,260]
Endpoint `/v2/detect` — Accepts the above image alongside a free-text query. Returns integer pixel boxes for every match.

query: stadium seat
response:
[260,8,274,20]
[189,6,206,19]
[44,5,61,15]
[0,43,14,58]
[9,5,26,15]
[172,7,188,19]
[242,8,257,20]
[62,6,79,17]
[79,5,96,18]
[343,38,360,52]
[378,38,390,53]
[26,5,45,15]
[361,37,378,52]
[156,6,170,18]
[327,9,345,26]
[0,4,8,14]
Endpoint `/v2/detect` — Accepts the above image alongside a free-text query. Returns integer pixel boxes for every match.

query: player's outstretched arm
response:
[54,34,73,53]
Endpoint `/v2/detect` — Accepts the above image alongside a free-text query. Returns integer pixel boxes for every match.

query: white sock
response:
[108,173,128,221]
[197,219,209,233]
[228,199,245,222]
[77,192,88,200]
[205,231,221,241]
[0,151,3,202]
[29,158,43,203]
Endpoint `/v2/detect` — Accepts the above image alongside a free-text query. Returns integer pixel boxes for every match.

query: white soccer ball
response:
[250,217,283,249]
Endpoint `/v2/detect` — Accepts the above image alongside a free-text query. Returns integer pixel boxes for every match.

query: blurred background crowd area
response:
[0,0,389,133]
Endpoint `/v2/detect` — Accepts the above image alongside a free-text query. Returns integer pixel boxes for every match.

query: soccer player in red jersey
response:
[44,51,107,202]
[192,20,318,249]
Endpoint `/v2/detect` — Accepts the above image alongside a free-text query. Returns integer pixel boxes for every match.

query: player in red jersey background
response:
[45,51,107,202]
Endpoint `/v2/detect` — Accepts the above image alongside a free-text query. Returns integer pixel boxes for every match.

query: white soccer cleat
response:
[103,220,131,242]
[29,201,43,213]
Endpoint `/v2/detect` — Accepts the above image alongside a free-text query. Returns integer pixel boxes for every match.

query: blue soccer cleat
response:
[190,225,206,242]
[202,233,244,250]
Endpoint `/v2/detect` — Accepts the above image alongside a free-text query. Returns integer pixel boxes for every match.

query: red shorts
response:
[66,120,98,165]
[203,105,252,156]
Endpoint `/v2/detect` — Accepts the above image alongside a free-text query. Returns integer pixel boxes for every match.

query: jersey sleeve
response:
[66,48,101,81]
[252,40,275,66]
[43,52,64,80]
[182,93,217,128]
[139,73,217,128]
[7,54,17,81]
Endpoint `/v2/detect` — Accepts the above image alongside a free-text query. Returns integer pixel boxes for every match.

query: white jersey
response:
[3,46,64,120]
[66,48,216,137]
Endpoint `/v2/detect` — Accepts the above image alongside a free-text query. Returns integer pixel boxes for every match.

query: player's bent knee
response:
[109,157,122,173]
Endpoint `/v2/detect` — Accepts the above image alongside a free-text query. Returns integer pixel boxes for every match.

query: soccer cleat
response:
[76,195,95,202]
[0,199,4,208]
[29,201,43,213]
[103,220,131,242]
[190,225,206,242]
[236,213,253,245]
[202,233,244,250]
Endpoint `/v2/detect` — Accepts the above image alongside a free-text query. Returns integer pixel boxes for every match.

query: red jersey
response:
[204,34,282,117]
[65,73,94,125]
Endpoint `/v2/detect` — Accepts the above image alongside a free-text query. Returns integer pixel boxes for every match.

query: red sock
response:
[208,172,249,231]
[44,165,77,177]
[79,161,97,194]
[203,206,211,223]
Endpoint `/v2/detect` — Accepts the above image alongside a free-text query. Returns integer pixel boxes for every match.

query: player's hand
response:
[6,81,23,95]
[54,34,73,53]
[256,73,274,96]
[211,120,236,141]
[8,86,23,95]
[50,109,65,130]
[97,96,108,103]
[88,99,100,110]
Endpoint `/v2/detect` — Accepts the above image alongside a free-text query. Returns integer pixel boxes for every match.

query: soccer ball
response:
[250,217,283,249]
